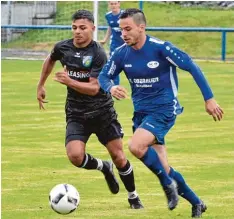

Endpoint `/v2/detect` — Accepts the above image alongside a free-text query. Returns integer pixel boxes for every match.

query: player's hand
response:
[110,85,128,100]
[205,98,224,121]
[54,65,71,86]
[37,85,48,110]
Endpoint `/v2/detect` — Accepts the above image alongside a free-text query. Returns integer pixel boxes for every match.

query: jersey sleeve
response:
[161,42,214,101]
[90,46,107,78]
[50,42,62,61]
[98,49,123,92]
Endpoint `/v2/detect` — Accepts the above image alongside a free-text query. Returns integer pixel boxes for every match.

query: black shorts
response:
[65,108,124,146]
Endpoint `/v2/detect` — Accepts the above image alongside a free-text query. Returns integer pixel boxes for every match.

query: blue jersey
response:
[98,35,214,114]
[105,10,125,53]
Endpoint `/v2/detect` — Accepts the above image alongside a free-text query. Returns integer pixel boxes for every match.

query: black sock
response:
[78,153,103,170]
[117,160,135,192]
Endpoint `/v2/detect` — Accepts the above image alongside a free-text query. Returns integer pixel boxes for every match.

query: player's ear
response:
[92,25,96,32]
[139,24,145,33]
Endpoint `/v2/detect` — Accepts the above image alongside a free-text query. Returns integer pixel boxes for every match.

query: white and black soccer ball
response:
[49,184,80,214]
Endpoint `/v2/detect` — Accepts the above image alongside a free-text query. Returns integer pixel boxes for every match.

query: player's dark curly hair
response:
[72,10,94,23]
[120,8,146,25]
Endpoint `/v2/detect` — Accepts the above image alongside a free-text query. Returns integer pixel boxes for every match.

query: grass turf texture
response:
[2,60,234,218]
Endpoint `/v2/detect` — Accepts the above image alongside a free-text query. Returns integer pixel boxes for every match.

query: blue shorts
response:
[132,111,176,145]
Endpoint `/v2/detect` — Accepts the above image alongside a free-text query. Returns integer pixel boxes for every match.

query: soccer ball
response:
[49,184,80,214]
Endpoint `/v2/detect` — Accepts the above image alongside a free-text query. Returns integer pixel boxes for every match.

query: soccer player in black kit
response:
[37,10,143,209]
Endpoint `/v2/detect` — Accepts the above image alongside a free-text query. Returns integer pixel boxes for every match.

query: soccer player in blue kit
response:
[100,1,125,85]
[98,8,224,217]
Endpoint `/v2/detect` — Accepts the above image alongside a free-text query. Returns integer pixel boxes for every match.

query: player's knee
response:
[66,147,84,167]
[128,141,146,158]
[110,150,126,168]
[67,152,84,167]
[66,140,85,167]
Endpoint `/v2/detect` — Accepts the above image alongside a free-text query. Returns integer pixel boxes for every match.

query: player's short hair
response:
[120,8,146,25]
[72,10,94,23]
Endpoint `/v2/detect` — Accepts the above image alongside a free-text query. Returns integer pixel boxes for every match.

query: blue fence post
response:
[139,1,143,10]
[221,31,226,61]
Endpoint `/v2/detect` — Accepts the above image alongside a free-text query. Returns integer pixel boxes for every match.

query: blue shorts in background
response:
[132,111,176,145]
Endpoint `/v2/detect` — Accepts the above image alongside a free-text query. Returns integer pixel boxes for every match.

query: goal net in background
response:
[1,1,108,60]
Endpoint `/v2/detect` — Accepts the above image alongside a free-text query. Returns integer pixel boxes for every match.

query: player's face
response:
[72,19,95,46]
[120,17,144,47]
[109,1,120,13]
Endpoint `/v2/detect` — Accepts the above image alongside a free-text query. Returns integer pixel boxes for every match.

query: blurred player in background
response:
[99,8,223,217]
[99,1,124,85]
[37,9,143,209]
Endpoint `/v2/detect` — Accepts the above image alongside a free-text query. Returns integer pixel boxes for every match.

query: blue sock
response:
[169,167,200,205]
[140,146,172,187]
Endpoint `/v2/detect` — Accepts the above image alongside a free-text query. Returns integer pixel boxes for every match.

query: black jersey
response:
[50,39,114,117]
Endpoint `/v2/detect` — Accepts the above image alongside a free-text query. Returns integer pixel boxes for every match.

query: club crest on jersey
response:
[147,61,159,69]
[82,56,92,67]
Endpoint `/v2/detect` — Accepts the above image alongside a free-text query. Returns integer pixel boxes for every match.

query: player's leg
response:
[170,166,207,218]
[129,128,172,186]
[129,128,178,210]
[106,138,143,209]
[65,120,118,194]
[154,145,207,217]
[66,140,100,169]
[153,144,207,218]
[96,111,143,209]
[128,112,179,210]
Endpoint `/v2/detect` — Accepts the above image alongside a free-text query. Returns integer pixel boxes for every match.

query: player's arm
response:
[37,53,57,110]
[161,42,223,121]
[98,50,127,100]
[54,47,107,96]
[54,67,99,96]
[99,27,111,45]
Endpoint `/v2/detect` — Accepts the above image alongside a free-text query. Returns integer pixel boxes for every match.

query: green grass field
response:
[2,60,234,219]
